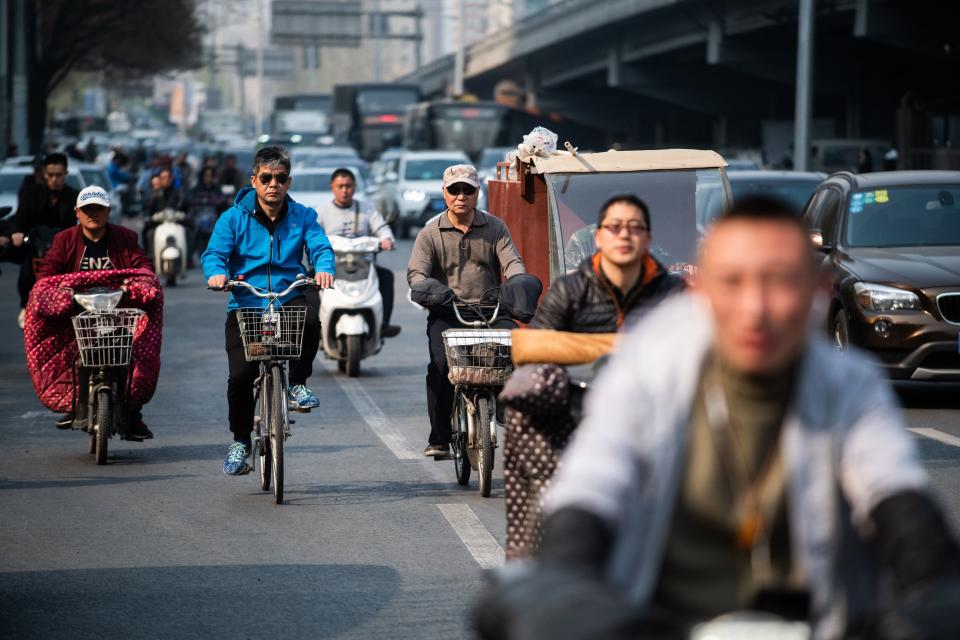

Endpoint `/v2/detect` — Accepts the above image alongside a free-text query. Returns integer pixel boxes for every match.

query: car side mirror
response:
[810,229,831,251]
[384,171,398,183]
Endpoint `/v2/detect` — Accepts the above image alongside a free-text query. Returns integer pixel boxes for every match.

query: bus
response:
[271,94,332,142]
[331,83,421,160]
[402,100,610,162]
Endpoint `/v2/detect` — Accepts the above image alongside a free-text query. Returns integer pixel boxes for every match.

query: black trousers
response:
[224,296,320,442]
[18,255,35,309]
[425,311,515,445]
[375,265,394,326]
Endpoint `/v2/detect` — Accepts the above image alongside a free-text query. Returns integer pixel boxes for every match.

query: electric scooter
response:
[151,208,188,287]
[319,235,384,377]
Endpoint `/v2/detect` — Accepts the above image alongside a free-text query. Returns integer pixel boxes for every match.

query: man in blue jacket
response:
[202,146,335,475]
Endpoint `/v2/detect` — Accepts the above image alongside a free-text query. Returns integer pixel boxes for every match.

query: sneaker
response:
[223,441,251,475]
[381,325,402,338]
[289,384,320,410]
[424,443,450,457]
[55,412,75,430]
[17,308,25,330]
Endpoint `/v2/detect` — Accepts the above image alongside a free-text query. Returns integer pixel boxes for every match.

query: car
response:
[803,170,960,381]
[379,149,480,238]
[810,139,890,174]
[287,166,371,213]
[727,170,826,211]
[290,145,360,169]
[724,158,762,171]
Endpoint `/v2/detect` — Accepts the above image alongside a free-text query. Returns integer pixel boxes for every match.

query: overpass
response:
[402,0,958,165]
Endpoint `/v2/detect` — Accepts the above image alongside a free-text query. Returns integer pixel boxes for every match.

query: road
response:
[2,238,960,639]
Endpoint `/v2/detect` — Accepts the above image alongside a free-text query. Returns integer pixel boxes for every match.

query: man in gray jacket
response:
[407,164,526,458]
[477,197,960,639]
[316,167,400,337]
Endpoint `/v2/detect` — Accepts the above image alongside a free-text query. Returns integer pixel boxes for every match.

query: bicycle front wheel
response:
[94,389,111,466]
[477,396,495,498]
[257,370,272,491]
[270,364,286,505]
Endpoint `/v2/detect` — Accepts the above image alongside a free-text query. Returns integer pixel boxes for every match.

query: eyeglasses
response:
[600,221,648,236]
[446,184,477,197]
[257,172,289,185]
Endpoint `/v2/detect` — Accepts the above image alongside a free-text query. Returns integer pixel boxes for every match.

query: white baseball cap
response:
[76,186,111,209]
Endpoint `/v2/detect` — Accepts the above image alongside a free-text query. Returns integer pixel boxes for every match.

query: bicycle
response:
[212,274,315,504]
[71,288,145,465]
[441,297,514,497]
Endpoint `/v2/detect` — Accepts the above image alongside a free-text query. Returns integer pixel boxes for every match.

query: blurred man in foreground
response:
[477,197,960,639]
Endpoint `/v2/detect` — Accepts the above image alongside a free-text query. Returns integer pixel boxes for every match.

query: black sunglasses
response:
[257,172,289,185]
[446,184,477,196]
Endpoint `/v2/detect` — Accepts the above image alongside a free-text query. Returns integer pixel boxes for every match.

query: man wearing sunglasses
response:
[530,194,683,333]
[407,164,527,458]
[203,146,335,476]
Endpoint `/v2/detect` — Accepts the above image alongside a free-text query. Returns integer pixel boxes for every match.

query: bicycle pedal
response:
[288,405,312,414]
[433,454,453,461]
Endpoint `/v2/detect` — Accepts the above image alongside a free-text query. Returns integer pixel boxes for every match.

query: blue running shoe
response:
[289,384,320,410]
[223,441,251,475]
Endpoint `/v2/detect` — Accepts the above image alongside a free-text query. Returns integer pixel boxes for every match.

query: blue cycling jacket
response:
[201,186,335,310]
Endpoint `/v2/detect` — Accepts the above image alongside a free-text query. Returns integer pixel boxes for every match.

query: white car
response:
[379,149,485,239]
[287,166,371,213]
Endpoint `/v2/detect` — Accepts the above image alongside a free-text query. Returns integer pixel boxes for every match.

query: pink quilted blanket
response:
[24,268,164,412]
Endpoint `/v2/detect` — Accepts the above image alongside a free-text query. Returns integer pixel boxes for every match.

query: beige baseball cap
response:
[442,164,481,189]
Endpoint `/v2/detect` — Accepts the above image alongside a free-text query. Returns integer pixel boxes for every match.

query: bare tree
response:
[26,0,205,151]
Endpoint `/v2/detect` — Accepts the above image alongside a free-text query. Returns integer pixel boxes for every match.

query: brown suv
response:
[803,171,960,381]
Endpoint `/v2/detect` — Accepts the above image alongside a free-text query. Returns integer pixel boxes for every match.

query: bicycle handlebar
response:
[452,299,500,327]
[208,274,320,298]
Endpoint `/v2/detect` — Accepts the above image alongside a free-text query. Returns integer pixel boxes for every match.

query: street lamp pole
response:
[793,0,815,171]
[453,0,466,97]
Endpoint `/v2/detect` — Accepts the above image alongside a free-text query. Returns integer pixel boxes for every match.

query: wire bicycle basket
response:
[236,306,307,361]
[442,329,513,386]
[72,309,145,367]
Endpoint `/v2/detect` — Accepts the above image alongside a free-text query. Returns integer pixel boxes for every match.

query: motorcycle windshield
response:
[336,254,372,282]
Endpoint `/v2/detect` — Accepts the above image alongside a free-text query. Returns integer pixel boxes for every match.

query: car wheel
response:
[833,309,850,352]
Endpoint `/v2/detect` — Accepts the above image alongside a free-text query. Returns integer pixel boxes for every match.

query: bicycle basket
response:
[442,328,513,386]
[236,306,307,361]
[71,309,145,367]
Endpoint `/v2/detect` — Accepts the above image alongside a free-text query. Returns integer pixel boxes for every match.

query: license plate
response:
[429,198,446,212]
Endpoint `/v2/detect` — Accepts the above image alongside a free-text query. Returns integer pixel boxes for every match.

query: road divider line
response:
[437,503,505,569]
[910,427,960,448]
[333,376,421,460]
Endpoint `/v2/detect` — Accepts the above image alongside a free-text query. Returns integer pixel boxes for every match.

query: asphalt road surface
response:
[2,237,960,639]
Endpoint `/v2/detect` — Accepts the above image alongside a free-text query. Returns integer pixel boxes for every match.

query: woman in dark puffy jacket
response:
[529,194,684,332]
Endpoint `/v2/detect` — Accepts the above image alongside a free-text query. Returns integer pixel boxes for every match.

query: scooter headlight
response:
[73,290,123,312]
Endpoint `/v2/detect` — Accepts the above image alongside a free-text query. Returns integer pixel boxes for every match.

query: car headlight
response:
[853,282,922,312]
[402,189,426,202]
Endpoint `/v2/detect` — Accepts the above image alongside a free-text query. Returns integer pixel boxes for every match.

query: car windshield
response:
[81,169,109,189]
[844,185,960,247]
[292,171,366,193]
[731,179,820,211]
[480,148,512,170]
[404,159,455,181]
[548,168,729,271]
[0,173,24,191]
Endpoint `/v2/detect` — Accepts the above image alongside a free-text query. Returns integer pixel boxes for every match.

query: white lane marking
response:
[18,411,48,420]
[333,376,421,460]
[437,503,505,569]
[910,427,960,448]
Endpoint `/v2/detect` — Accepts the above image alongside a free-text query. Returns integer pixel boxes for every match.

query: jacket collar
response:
[235,186,294,217]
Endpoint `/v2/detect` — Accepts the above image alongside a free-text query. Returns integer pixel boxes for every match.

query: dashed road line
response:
[333,376,421,460]
[910,427,960,448]
[436,503,505,569]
